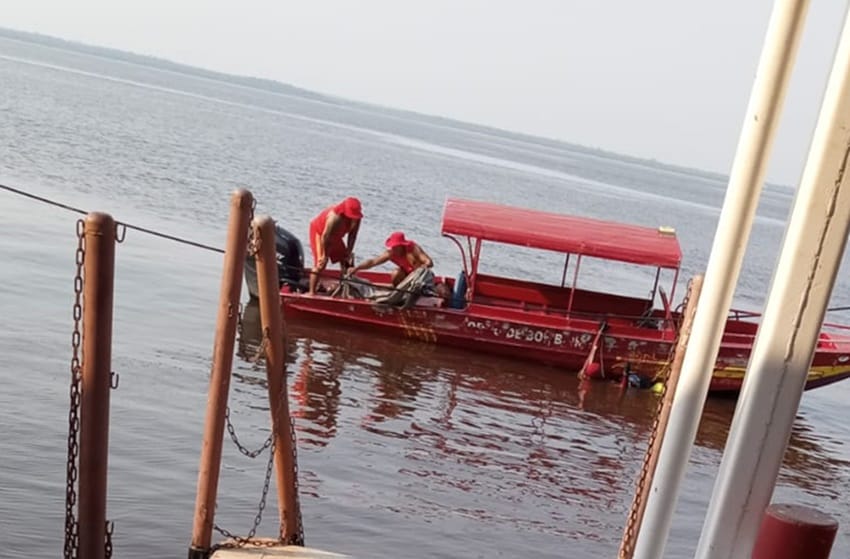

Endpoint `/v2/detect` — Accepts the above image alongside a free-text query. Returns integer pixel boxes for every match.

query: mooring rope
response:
[0,182,225,254]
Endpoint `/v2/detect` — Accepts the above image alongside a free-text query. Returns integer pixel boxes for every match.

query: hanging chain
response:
[105,521,114,558]
[227,199,267,457]
[247,198,258,256]
[225,406,274,458]
[224,406,273,458]
[212,214,305,548]
[235,198,260,358]
[224,333,272,457]
[223,203,271,462]
[64,220,85,559]
[287,407,304,546]
[620,279,694,559]
[236,301,247,360]
[212,436,277,548]
[64,220,116,559]
[214,322,304,548]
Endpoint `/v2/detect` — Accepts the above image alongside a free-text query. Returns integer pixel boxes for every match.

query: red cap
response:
[385,231,413,249]
[341,197,363,219]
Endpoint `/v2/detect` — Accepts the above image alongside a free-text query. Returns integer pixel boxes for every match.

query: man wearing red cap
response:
[348,231,433,286]
[308,196,363,295]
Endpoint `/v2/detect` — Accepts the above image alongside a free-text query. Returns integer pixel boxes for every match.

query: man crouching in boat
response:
[308,196,363,295]
[348,231,433,286]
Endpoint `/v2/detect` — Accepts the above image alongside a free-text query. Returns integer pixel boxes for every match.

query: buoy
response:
[752,503,837,559]
[584,362,603,379]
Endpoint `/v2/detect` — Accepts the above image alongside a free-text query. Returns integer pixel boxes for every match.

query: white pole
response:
[632,2,809,558]
[695,4,850,558]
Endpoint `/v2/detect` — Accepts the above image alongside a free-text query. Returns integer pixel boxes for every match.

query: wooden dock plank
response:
[210,539,347,558]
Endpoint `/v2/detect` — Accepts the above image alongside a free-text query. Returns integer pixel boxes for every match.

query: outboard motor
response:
[244,223,305,299]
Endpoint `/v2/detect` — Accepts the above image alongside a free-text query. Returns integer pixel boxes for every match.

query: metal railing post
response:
[78,212,117,559]
[254,215,303,545]
[633,3,809,556]
[189,189,253,559]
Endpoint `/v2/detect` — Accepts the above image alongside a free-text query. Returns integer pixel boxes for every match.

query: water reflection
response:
[234,298,850,531]
[289,337,343,447]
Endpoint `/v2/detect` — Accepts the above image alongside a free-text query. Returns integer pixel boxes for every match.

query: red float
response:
[752,503,837,559]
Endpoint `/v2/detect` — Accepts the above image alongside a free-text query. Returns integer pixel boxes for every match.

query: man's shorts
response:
[310,229,347,268]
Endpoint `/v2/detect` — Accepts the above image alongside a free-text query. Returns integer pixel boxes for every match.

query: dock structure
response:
[632,3,811,556]
[210,540,347,558]
[632,0,846,558]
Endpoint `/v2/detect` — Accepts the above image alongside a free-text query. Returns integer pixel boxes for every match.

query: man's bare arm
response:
[320,212,342,253]
[346,219,360,257]
[350,250,391,274]
[413,244,433,268]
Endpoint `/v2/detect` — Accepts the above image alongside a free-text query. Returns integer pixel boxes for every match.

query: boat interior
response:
[470,273,652,317]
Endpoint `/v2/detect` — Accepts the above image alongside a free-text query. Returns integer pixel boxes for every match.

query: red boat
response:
[269,198,850,394]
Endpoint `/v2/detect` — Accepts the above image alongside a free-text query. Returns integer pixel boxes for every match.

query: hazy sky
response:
[3,1,848,185]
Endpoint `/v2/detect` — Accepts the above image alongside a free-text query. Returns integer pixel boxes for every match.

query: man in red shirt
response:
[348,231,433,286]
[308,197,363,295]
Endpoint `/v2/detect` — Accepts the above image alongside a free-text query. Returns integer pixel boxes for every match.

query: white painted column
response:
[632,2,810,558]
[695,3,850,558]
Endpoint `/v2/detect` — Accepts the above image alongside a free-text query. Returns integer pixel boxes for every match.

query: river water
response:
[1,32,849,558]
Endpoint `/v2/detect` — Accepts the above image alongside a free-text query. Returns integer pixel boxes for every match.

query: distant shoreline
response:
[0,25,785,189]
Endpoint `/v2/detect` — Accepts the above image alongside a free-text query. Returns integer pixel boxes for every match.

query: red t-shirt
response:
[309,201,353,264]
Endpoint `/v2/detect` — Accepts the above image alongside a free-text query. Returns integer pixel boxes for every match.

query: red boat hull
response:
[280,277,850,395]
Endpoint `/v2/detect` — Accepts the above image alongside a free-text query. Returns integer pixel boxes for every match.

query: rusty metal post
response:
[78,212,116,559]
[189,189,253,559]
[254,215,303,545]
[619,275,703,559]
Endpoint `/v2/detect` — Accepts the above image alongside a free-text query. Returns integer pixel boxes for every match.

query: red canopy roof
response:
[440,198,682,269]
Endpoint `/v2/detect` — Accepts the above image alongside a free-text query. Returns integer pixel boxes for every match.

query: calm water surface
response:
[2,34,850,558]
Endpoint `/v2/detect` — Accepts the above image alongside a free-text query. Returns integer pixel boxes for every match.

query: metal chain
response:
[247,198,258,256]
[236,301,247,359]
[64,220,85,559]
[105,521,114,558]
[213,328,280,543]
[212,215,305,548]
[212,436,278,549]
[225,407,274,458]
[63,220,117,559]
[620,279,693,559]
[224,333,273,457]
[214,320,305,548]
[242,197,258,362]
[236,199,259,360]
[287,416,304,545]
